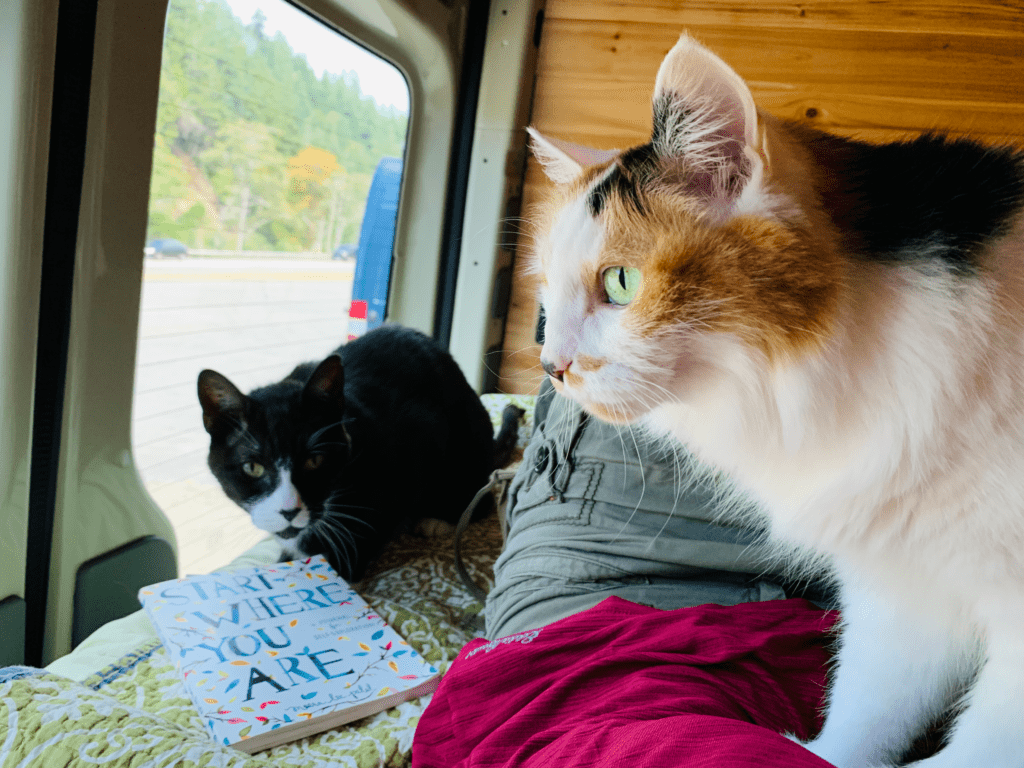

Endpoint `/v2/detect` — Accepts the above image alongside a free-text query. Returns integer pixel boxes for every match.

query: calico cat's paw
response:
[415,518,456,538]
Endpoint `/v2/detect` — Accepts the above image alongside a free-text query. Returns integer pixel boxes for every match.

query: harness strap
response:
[454,468,519,603]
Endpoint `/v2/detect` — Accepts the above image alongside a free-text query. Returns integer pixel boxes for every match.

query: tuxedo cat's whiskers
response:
[317,524,355,579]
[305,419,349,450]
[199,325,503,582]
[320,504,377,530]
[314,503,379,571]
[222,414,260,452]
[318,515,360,552]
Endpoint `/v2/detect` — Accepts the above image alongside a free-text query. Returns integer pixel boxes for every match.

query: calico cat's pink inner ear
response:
[527,127,619,184]
[650,33,763,198]
[653,34,758,148]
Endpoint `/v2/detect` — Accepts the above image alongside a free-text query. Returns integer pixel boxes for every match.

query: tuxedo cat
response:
[529,34,1024,768]
[198,325,502,581]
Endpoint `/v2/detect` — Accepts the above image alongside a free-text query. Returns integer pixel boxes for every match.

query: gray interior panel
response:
[72,536,176,649]
[0,595,26,666]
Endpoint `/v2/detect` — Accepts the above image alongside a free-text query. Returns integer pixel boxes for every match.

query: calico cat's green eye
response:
[603,266,641,306]
[242,461,265,478]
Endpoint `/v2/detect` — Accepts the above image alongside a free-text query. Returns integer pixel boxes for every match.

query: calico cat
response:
[529,34,1024,768]
[198,325,503,581]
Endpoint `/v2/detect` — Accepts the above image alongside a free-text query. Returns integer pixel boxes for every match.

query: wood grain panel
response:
[530,77,1024,147]
[546,0,1024,37]
[539,20,1024,103]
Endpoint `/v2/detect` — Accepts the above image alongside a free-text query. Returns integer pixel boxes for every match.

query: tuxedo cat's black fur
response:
[198,325,504,580]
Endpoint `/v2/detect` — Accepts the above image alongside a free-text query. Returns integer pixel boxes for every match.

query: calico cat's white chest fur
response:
[530,32,1024,768]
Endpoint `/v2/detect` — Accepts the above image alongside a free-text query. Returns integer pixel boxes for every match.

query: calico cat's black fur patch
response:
[796,126,1024,275]
[588,112,1024,279]
[587,144,658,217]
[198,325,512,581]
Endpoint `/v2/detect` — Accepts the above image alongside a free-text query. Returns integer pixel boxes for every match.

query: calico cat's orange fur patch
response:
[601,188,842,362]
[575,355,607,372]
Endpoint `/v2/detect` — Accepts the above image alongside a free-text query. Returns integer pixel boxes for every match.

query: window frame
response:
[28,0,469,665]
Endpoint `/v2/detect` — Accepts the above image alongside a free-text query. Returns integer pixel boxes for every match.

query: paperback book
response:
[138,556,440,753]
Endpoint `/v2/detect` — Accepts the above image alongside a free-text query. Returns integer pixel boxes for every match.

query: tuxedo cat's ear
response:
[197,370,247,437]
[650,34,764,202]
[527,127,620,184]
[304,354,345,407]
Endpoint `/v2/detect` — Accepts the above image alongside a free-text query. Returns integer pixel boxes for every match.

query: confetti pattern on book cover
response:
[139,556,438,747]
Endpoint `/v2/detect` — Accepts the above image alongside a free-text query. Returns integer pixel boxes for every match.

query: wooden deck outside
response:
[498,0,1024,395]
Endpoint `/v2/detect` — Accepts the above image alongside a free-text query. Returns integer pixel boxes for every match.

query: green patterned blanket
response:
[0,394,534,768]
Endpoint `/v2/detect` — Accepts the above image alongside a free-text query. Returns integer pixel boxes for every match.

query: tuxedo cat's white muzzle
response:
[247,467,307,533]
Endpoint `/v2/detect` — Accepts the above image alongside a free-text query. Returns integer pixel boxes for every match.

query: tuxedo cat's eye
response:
[304,455,324,471]
[242,461,265,478]
[603,266,641,306]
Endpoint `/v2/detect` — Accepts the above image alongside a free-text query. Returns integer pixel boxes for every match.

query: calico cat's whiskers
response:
[528,30,1024,767]
[634,377,680,409]
[642,424,691,550]
[499,346,548,392]
[608,401,652,543]
[505,344,543,360]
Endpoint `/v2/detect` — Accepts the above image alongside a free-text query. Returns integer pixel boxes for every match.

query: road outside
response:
[132,257,354,575]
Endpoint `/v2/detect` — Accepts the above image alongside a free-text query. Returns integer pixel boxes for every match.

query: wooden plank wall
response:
[497,0,1024,394]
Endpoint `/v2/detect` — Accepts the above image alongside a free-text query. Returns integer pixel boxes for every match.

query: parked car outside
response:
[331,243,357,260]
[144,237,189,258]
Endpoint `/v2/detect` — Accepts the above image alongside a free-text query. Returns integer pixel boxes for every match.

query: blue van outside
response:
[347,157,403,339]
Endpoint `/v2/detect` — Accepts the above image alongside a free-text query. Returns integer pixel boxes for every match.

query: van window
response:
[134,0,408,575]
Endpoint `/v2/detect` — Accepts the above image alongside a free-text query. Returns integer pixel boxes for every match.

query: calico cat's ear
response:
[527,127,620,184]
[197,370,247,437]
[650,33,764,202]
[304,354,345,407]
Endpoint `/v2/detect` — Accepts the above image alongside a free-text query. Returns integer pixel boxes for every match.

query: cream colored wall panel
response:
[0,0,55,618]
[45,0,175,664]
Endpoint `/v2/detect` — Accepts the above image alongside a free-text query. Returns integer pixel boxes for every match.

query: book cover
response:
[138,556,440,753]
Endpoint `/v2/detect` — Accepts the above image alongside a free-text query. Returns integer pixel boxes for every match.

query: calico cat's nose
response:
[541,358,564,382]
[281,507,301,522]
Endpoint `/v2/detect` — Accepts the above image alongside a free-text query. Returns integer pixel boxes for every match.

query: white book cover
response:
[138,556,440,753]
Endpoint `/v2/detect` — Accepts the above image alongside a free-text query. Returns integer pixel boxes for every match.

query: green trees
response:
[146,0,407,253]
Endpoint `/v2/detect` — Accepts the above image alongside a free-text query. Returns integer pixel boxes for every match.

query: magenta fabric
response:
[413,596,838,768]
